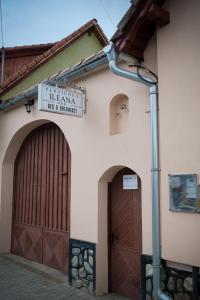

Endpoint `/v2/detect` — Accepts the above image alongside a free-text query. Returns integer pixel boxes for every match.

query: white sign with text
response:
[38,83,85,117]
[123,175,138,190]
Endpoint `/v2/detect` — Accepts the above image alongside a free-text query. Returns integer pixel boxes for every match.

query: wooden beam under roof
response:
[111,0,170,60]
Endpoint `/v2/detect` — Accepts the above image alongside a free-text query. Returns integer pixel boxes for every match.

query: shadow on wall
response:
[109,94,129,135]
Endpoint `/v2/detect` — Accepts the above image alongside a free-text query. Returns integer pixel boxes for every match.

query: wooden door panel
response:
[12,123,70,273]
[12,224,42,264]
[43,229,69,273]
[111,246,141,299]
[109,168,142,299]
[112,192,133,248]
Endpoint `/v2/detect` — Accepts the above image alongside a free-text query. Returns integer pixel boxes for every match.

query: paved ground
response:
[0,254,129,300]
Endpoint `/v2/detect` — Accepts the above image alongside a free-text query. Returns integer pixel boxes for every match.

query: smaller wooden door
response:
[109,168,142,299]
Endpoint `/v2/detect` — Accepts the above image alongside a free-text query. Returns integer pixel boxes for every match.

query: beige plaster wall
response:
[0,66,152,294]
[157,0,200,266]
[0,28,159,294]
[2,3,200,292]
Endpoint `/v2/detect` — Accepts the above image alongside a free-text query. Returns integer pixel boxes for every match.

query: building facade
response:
[0,1,200,299]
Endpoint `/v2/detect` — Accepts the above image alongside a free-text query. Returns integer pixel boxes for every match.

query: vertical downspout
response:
[104,43,171,300]
[1,46,5,83]
[150,84,170,300]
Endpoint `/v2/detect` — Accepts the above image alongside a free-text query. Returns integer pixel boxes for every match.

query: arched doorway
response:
[11,122,70,273]
[108,167,142,299]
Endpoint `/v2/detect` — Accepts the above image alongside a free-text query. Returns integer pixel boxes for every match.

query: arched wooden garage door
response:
[11,123,70,273]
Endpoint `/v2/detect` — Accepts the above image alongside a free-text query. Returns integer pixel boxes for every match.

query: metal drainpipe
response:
[103,43,171,300]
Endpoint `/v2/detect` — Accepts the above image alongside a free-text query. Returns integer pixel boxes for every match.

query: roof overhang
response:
[111,0,170,60]
[0,19,108,97]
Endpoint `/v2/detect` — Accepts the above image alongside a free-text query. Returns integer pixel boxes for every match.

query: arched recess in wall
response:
[0,119,71,275]
[96,165,142,297]
[109,94,129,135]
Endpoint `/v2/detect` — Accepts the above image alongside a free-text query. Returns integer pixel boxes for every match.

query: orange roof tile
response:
[0,19,108,97]
[3,43,55,56]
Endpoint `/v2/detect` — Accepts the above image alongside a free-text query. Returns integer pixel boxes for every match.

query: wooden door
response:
[109,168,142,299]
[11,123,70,273]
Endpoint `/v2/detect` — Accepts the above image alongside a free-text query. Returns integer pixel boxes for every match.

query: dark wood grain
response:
[11,123,70,273]
[109,168,142,299]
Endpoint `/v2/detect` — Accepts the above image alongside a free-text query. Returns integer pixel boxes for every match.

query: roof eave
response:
[0,52,108,111]
[0,19,108,97]
[111,0,169,60]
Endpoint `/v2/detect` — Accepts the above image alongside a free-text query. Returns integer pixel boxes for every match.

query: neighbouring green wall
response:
[2,32,102,100]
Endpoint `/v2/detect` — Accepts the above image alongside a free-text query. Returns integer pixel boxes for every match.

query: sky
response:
[1,0,131,47]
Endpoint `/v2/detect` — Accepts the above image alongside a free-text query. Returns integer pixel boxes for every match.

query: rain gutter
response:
[103,43,171,300]
[0,53,108,111]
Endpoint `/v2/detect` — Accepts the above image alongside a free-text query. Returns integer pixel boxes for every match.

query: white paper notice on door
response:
[123,175,138,190]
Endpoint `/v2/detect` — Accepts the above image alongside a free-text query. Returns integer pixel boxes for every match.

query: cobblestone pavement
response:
[0,254,130,300]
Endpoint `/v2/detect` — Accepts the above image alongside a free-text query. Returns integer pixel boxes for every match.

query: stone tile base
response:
[141,255,200,300]
[69,239,96,295]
